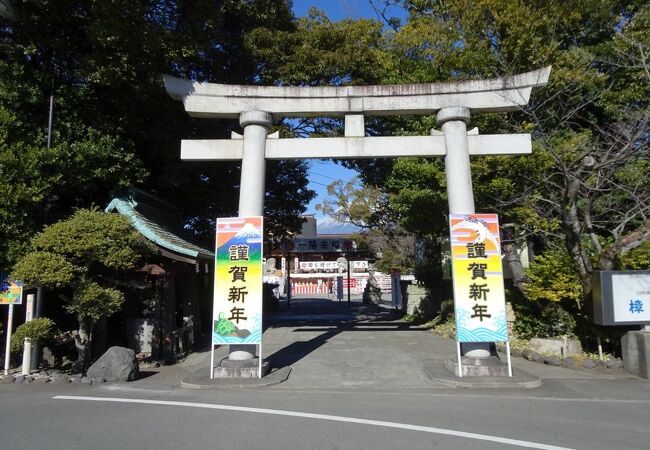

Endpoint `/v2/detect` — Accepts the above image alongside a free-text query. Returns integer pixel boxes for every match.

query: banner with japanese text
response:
[283,238,356,253]
[1,272,23,305]
[213,217,263,345]
[449,214,508,342]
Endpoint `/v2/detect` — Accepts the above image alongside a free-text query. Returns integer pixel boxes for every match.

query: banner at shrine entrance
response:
[0,273,23,305]
[449,214,508,342]
[213,217,263,345]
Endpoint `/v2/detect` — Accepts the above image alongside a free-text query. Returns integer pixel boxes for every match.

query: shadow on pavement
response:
[135,370,159,380]
[266,328,342,369]
[265,295,424,370]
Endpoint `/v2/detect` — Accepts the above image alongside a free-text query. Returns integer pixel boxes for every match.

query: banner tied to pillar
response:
[0,273,23,305]
[213,217,263,345]
[449,214,508,343]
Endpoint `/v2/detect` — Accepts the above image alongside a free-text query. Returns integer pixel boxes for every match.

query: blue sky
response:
[293,0,385,21]
[291,1,405,220]
[306,160,359,219]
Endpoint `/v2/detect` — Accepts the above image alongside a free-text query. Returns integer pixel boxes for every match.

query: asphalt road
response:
[1,375,649,450]
[2,298,649,450]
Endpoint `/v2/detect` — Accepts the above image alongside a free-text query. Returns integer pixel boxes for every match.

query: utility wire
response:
[308,171,364,188]
[307,180,334,188]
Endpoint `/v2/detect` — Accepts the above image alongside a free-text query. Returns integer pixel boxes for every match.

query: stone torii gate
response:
[164,67,550,373]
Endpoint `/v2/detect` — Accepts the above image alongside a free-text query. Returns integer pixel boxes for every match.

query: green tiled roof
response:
[105,189,214,261]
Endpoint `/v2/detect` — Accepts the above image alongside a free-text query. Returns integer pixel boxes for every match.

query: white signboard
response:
[299,261,368,271]
[285,238,357,253]
[612,273,650,322]
[593,271,650,325]
[300,261,338,270]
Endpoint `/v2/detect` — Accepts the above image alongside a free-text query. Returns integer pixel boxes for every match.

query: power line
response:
[309,170,353,181]
[308,171,364,188]
[308,180,333,188]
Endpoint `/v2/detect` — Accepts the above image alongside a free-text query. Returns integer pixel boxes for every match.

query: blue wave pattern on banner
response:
[457,326,508,342]
[456,308,471,325]
[456,308,508,342]
[493,311,507,334]
[213,330,263,344]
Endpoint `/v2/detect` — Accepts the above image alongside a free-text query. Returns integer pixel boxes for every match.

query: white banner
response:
[299,261,368,271]
[286,238,357,253]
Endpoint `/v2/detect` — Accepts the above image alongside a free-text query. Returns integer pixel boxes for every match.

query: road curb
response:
[423,363,542,389]
[181,366,291,389]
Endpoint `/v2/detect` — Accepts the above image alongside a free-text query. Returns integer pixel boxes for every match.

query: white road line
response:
[53,395,573,450]
[278,390,650,405]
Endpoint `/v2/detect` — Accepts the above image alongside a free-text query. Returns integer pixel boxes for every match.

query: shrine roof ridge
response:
[163,67,551,119]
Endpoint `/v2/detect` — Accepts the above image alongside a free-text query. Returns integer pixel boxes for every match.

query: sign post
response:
[593,271,650,379]
[286,253,291,308]
[1,274,23,375]
[21,294,35,375]
[449,214,510,377]
[346,252,351,307]
[391,270,403,310]
[3,304,13,375]
[336,276,344,302]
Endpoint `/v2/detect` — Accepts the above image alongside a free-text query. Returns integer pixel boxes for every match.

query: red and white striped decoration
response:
[291,284,330,295]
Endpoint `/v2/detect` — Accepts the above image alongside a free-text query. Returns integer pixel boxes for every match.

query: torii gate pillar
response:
[437,106,491,358]
[238,111,272,216]
[228,111,272,363]
[437,107,475,214]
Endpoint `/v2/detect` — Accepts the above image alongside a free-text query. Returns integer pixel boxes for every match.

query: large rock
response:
[606,358,623,370]
[404,283,428,316]
[50,373,70,384]
[543,355,562,366]
[362,272,382,305]
[87,346,139,382]
[42,346,56,368]
[621,331,650,379]
[527,337,582,357]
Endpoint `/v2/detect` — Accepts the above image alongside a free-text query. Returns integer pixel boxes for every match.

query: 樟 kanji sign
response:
[449,214,508,342]
[213,217,263,345]
[592,271,650,325]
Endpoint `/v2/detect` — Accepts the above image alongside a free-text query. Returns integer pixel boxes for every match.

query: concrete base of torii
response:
[444,354,510,377]
[450,354,505,377]
[213,357,270,379]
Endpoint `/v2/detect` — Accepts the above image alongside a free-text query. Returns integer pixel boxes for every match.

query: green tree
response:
[0,0,313,269]
[619,241,650,270]
[251,3,649,342]
[361,1,648,301]
[316,178,416,273]
[0,122,146,267]
[12,209,153,373]
[10,317,56,353]
[316,178,387,228]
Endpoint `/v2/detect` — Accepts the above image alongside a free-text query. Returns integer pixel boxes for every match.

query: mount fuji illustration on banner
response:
[232,222,262,240]
[212,217,263,345]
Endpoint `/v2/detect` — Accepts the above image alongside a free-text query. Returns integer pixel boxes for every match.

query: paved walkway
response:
[127,295,645,394]
[263,295,443,390]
